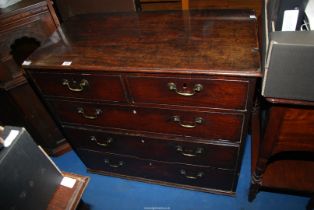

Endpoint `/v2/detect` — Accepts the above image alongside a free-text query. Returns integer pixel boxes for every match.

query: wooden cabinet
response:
[24,10,261,194]
[0,0,70,155]
[249,98,314,209]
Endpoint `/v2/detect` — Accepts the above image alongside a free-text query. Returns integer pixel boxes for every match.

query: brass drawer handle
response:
[180,169,204,179]
[168,82,203,96]
[90,136,113,147]
[104,159,124,168]
[171,116,204,128]
[176,146,204,157]
[62,79,88,92]
[77,107,102,119]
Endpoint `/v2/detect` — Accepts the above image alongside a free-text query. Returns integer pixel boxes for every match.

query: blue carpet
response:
[52,136,309,210]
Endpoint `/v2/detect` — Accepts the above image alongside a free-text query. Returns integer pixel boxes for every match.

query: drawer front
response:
[77,149,235,192]
[63,126,239,169]
[51,100,244,142]
[29,72,126,102]
[127,76,249,110]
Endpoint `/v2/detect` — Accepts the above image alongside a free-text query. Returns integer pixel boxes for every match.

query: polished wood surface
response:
[0,0,70,156]
[26,10,260,76]
[47,172,89,210]
[25,10,261,194]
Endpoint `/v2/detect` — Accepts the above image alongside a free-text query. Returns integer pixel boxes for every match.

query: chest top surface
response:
[25,9,261,76]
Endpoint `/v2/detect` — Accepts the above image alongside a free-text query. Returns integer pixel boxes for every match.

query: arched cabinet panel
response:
[0,0,70,156]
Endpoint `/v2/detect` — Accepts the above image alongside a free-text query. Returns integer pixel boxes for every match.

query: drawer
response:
[63,126,239,169]
[29,72,126,102]
[51,100,244,142]
[77,149,235,192]
[126,76,249,110]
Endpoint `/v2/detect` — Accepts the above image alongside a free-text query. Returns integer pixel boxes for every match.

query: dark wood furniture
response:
[249,98,314,209]
[139,0,183,11]
[53,0,137,22]
[138,0,262,16]
[24,10,261,194]
[47,172,89,210]
[0,0,70,155]
[187,0,262,15]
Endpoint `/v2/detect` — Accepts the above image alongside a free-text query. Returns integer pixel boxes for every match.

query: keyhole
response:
[182,83,187,89]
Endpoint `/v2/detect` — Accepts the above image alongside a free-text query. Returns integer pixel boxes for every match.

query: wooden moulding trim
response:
[25,65,263,78]
[46,0,60,27]
[266,97,314,107]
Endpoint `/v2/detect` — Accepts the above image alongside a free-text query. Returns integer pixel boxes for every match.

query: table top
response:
[266,97,314,106]
[25,9,261,77]
[47,172,89,210]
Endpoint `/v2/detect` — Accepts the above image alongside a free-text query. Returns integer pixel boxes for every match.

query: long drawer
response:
[51,100,244,142]
[63,126,239,169]
[126,75,249,110]
[77,148,235,192]
[29,72,126,102]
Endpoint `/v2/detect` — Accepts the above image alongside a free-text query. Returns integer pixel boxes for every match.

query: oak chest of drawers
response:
[24,10,261,194]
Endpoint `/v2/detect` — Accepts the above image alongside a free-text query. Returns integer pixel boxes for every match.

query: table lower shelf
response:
[261,159,314,194]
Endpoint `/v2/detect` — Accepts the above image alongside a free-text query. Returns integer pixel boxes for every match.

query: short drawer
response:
[77,149,235,192]
[63,126,239,169]
[51,100,244,142]
[29,72,126,102]
[126,76,249,110]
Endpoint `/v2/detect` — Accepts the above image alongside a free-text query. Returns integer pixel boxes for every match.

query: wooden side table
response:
[249,98,314,210]
[47,172,89,210]
[0,0,70,155]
